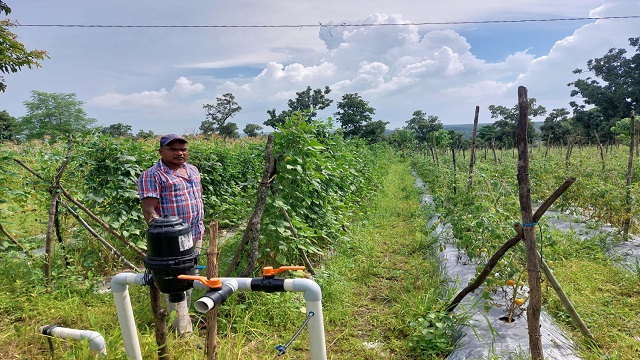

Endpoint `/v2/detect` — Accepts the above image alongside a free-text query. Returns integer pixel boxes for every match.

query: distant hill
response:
[382,122,543,139]
[445,121,543,139]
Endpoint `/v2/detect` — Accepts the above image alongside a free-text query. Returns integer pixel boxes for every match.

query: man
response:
[137,134,204,335]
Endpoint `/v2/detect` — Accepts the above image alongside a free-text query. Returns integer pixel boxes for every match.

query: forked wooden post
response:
[515,85,543,359]
[444,178,575,314]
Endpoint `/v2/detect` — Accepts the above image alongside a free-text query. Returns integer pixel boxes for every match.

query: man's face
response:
[159,141,189,168]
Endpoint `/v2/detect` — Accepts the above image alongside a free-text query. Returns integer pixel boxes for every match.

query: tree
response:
[265,86,333,129]
[0,2,48,92]
[19,91,96,140]
[218,122,239,139]
[135,129,155,140]
[477,124,497,145]
[539,108,573,145]
[387,128,417,152]
[0,110,17,141]
[100,123,133,138]
[359,120,388,144]
[569,37,640,124]
[569,105,612,144]
[447,129,468,150]
[201,93,242,136]
[405,110,443,144]
[488,99,546,147]
[243,123,263,137]
[433,128,452,149]
[334,93,375,138]
[611,117,633,144]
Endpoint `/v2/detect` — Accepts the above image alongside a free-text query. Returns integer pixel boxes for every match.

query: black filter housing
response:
[144,215,198,302]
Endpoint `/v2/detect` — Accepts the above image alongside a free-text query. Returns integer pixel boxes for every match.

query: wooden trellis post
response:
[515,86,543,359]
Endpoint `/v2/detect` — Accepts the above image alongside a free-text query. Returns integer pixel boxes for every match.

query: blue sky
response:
[2,0,639,136]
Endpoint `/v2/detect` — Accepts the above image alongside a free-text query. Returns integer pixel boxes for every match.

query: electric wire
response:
[15,15,640,28]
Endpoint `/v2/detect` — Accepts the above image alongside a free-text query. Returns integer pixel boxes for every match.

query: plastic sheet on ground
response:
[545,210,640,268]
[418,179,583,360]
[438,237,582,360]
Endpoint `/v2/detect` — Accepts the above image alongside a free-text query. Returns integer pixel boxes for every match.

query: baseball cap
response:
[159,134,188,147]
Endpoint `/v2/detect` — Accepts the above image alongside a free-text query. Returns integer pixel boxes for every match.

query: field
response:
[413,143,640,359]
[1,124,639,359]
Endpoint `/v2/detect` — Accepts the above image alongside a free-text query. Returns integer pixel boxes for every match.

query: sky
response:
[2,0,640,136]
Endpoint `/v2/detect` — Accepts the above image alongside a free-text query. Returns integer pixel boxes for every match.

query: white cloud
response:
[171,77,204,97]
[88,77,204,110]
[4,0,640,134]
[88,90,171,110]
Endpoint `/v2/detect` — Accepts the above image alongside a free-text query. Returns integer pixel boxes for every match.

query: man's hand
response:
[147,214,160,226]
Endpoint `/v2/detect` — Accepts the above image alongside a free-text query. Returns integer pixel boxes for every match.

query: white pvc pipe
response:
[111,273,148,360]
[193,279,238,313]
[40,325,107,357]
[286,279,326,360]
[213,277,327,360]
[111,273,327,360]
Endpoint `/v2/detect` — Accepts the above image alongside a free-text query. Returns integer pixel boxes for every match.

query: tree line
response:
[2,0,639,149]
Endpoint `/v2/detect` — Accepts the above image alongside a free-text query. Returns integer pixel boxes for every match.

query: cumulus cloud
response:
[171,77,204,97]
[88,77,204,110]
[12,0,634,134]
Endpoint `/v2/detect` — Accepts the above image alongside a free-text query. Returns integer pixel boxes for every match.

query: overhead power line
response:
[15,15,640,28]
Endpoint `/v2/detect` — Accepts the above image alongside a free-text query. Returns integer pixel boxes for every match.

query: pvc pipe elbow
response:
[287,279,322,301]
[110,273,149,292]
[41,325,107,357]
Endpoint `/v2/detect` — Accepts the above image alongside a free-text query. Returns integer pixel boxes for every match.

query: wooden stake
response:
[538,255,596,345]
[206,220,219,360]
[150,283,170,359]
[468,105,480,189]
[515,86,543,360]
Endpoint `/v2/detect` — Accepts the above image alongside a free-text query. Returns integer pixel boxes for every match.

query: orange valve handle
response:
[262,266,306,276]
[177,274,222,289]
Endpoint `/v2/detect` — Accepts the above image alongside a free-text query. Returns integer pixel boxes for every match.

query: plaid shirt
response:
[137,159,204,242]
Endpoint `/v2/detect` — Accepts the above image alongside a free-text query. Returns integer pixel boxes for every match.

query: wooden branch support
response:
[150,283,170,360]
[44,138,73,285]
[0,223,30,255]
[468,105,480,189]
[226,135,275,277]
[59,200,140,271]
[515,86,543,359]
[623,111,635,237]
[538,254,596,346]
[12,158,146,259]
[445,177,575,314]
[206,220,219,360]
[278,205,316,275]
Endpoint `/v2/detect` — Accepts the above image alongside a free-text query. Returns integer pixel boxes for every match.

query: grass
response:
[412,145,640,359]
[544,258,640,359]
[0,155,455,359]
[10,149,639,359]
[315,160,453,359]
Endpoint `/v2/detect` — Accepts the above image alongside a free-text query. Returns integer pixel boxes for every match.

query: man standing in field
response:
[137,134,205,335]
